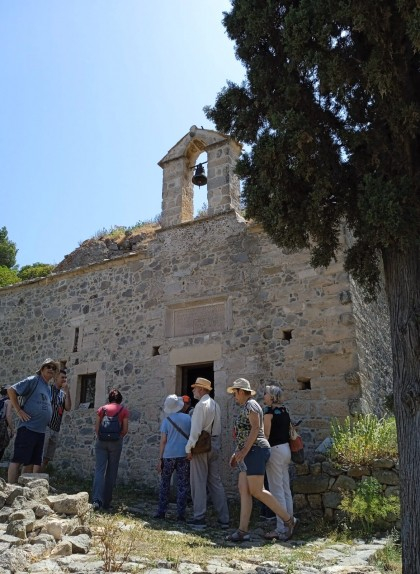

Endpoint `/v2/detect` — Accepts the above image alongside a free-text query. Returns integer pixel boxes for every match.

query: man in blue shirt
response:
[7,358,58,483]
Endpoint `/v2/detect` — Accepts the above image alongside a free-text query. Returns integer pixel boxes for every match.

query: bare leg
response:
[8,462,21,484]
[238,471,253,532]
[22,465,34,473]
[33,465,42,473]
[247,475,291,522]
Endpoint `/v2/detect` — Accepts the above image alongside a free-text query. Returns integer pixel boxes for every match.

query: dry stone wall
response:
[293,456,399,527]
[0,210,386,490]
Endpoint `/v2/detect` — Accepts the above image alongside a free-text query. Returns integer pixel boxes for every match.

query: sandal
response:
[264,529,289,541]
[225,529,250,542]
[264,529,281,540]
[283,516,298,541]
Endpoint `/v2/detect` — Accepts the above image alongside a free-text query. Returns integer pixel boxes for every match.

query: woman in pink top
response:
[92,389,129,511]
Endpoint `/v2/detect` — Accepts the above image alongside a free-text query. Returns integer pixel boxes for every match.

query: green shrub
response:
[18,263,55,281]
[339,477,400,534]
[0,265,20,287]
[329,414,398,466]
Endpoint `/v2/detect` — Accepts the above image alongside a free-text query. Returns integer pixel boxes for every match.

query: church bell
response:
[191,163,207,187]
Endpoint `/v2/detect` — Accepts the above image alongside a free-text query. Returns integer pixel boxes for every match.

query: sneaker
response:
[187,518,207,530]
[218,521,230,530]
[92,501,101,511]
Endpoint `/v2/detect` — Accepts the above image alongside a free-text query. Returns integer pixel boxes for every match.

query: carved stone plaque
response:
[166,300,228,337]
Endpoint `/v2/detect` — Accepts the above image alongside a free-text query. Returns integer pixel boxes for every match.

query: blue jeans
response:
[92,438,123,509]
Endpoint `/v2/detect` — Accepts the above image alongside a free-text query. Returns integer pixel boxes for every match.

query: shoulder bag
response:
[289,423,304,464]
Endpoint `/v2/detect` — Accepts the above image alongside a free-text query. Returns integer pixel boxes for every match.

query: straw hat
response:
[227,378,256,395]
[36,358,60,375]
[191,377,213,391]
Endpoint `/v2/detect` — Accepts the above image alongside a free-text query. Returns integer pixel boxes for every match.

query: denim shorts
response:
[12,426,45,466]
[239,445,271,476]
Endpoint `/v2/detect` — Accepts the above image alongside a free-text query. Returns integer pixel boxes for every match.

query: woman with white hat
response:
[154,394,192,521]
[226,378,297,543]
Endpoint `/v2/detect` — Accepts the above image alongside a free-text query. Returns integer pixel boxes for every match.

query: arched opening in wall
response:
[179,363,214,407]
[192,152,208,218]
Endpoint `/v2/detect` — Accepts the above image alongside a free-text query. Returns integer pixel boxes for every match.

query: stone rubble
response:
[0,475,389,574]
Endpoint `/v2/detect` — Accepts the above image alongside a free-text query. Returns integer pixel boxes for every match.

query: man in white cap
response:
[7,358,58,483]
[185,377,229,530]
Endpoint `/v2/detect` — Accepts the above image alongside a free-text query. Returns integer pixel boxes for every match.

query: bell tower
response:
[158,126,242,228]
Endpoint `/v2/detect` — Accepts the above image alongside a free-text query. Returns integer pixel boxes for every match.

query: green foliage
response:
[329,414,398,466]
[0,226,18,268]
[339,477,400,534]
[372,532,402,573]
[205,0,420,297]
[17,262,55,281]
[0,265,20,287]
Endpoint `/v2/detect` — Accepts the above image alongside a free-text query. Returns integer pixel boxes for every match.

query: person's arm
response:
[7,387,31,422]
[156,433,167,472]
[94,413,101,436]
[120,416,128,437]
[62,383,72,411]
[185,401,205,455]
[263,412,273,440]
[234,410,260,463]
[5,400,14,435]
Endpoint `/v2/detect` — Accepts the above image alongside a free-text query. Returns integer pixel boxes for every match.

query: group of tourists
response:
[156,376,297,543]
[1,358,298,543]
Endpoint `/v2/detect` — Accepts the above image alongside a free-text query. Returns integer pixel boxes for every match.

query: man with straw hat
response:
[185,377,229,530]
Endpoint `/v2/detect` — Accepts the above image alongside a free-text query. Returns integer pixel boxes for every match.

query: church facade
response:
[0,127,392,489]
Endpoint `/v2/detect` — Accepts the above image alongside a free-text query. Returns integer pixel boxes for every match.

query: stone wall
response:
[293,456,399,526]
[349,275,393,416]
[0,211,361,490]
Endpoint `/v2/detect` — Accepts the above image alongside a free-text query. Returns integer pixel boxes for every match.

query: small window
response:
[73,327,80,352]
[79,373,96,408]
[297,377,311,390]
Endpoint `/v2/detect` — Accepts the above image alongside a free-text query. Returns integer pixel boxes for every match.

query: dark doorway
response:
[181,363,214,407]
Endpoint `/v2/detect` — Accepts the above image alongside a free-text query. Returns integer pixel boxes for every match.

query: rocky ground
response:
[0,474,393,574]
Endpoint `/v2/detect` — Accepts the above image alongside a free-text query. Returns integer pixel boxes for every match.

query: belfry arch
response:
[158,125,242,228]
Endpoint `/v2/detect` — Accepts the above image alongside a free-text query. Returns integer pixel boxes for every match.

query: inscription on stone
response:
[173,303,225,336]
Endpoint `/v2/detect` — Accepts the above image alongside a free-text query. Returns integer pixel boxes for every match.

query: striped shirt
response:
[48,385,66,432]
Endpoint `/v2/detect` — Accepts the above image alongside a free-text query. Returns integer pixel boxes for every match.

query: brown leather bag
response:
[191,430,212,454]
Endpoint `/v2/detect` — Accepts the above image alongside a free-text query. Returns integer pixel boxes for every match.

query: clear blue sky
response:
[0,1,245,268]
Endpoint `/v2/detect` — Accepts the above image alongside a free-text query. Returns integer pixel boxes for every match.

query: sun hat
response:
[36,358,60,375]
[191,377,213,391]
[227,378,256,395]
[163,394,185,414]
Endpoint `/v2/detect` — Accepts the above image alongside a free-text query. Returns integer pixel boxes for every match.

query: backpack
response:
[0,398,10,450]
[98,405,123,441]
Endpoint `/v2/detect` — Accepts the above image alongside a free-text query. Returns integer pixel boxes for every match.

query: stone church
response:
[0,126,392,490]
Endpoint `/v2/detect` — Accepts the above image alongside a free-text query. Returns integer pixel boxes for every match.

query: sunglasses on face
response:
[45,365,57,371]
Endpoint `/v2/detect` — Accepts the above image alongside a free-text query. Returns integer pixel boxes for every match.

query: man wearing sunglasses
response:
[7,358,58,483]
